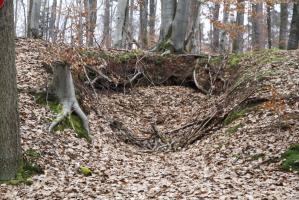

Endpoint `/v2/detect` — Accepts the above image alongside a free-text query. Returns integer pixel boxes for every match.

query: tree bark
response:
[49,0,57,42]
[287,3,299,50]
[220,2,230,53]
[113,0,129,48]
[0,0,21,180]
[84,0,97,47]
[252,3,264,51]
[212,3,220,53]
[139,0,148,49]
[233,0,245,53]
[171,0,191,53]
[158,0,176,43]
[279,3,288,49]
[103,0,111,48]
[149,0,156,47]
[267,4,272,49]
[49,62,89,135]
[27,0,42,38]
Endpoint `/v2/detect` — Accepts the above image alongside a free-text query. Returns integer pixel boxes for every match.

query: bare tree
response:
[252,2,264,50]
[0,0,21,180]
[113,0,129,48]
[139,0,148,48]
[84,0,97,46]
[212,3,220,52]
[266,3,272,49]
[27,0,42,38]
[279,3,289,49]
[103,0,111,48]
[233,0,245,53]
[149,0,156,46]
[49,0,57,42]
[287,3,299,50]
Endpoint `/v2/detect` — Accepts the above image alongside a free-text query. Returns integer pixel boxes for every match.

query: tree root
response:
[48,100,90,135]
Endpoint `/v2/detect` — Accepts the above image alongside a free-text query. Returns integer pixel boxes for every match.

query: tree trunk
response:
[103,0,111,48]
[233,0,245,53]
[212,3,220,53]
[252,3,264,51]
[171,0,191,53]
[55,0,63,39]
[49,0,57,42]
[49,61,89,135]
[77,0,84,46]
[113,0,129,48]
[21,0,27,36]
[14,0,18,35]
[185,0,201,53]
[139,0,148,49]
[84,0,97,47]
[0,0,21,180]
[279,3,288,49]
[159,0,176,43]
[149,0,156,47]
[287,3,299,50]
[220,3,230,53]
[267,4,272,49]
[27,0,42,38]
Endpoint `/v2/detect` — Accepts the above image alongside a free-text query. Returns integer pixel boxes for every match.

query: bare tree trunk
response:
[288,3,299,50]
[212,3,220,53]
[171,0,191,53]
[139,0,148,48]
[0,0,21,180]
[185,0,201,53]
[233,0,245,53]
[84,0,97,46]
[77,0,84,46]
[49,0,57,42]
[220,3,230,53]
[103,0,111,48]
[149,0,156,47]
[21,0,27,36]
[55,0,63,38]
[267,4,272,49]
[158,0,176,43]
[252,3,264,50]
[113,0,129,48]
[27,0,42,38]
[40,0,48,40]
[61,8,70,42]
[279,3,289,49]
[14,0,19,35]
[127,0,134,49]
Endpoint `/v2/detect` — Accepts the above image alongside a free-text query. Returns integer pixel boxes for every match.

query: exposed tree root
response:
[48,61,90,136]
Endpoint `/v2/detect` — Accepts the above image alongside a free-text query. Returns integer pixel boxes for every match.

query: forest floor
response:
[0,39,299,199]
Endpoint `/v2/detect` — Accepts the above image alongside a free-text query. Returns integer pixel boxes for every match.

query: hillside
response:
[0,39,298,199]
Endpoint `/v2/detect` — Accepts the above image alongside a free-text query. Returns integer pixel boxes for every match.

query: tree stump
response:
[48,61,90,136]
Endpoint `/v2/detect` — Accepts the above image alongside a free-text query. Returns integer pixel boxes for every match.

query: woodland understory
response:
[0,39,299,199]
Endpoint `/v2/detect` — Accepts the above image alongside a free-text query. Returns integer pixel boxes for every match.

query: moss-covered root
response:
[281,144,299,174]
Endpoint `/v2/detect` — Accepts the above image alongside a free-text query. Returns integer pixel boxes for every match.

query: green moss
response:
[224,102,261,126]
[54,114,91,142]
[114,49,144,63]
[228,54,242,68]
[25,148,41,159]
[34,92,91,142]
[281,144,299,174]
[226,124,242,135]
[224,109,248,126]
[0,157,43,186]
[79,166,92,176]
